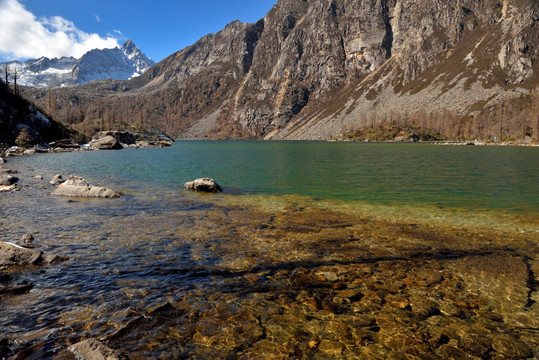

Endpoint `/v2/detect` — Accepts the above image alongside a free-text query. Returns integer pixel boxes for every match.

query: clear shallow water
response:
[1,141,538,358]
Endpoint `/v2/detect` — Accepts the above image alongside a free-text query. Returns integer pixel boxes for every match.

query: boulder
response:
[0,241,42,266]
[89,135,123,150]
[68,339,129,360]
[0,174,18,186]
[4,147,24,156]
[49,174,65,185]
[49,139,80,149]
[22,234,34,245]
[63,175,90,187]
[51,174,120,198]
[184,178,222,193]
[157,140,173,147]
[94,131,136,145]
[0,157,5,164]
[0,282,33,295]
[113,131,136,145]
[0,185,17,192]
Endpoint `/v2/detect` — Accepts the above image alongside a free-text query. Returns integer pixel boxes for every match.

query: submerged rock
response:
[0,282,33,295]
[184,178,222,193]
[51,174,120,198]
[69,339,129,360]
[0,338,10,358]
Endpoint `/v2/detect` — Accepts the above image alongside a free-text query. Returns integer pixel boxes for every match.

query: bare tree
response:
[13,66,17,95]
[4,63,9,86]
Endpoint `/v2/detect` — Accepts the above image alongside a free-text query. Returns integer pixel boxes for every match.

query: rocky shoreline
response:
[0,150,537,359]
[1,130,174,158]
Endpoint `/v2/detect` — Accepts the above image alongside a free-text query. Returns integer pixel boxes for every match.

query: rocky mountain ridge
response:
[3,40,154,88]
[23,0,539,141]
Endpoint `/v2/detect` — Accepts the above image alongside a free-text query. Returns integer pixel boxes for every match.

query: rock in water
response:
[49,174,65,185]
[68,339,129,360]
[0,174,18,186]
[184,178,222,193]
[89,135,123,150]
[0,241,42,266]
[51,174,121,198]
[21,234,34,245]
[63,175,90,187]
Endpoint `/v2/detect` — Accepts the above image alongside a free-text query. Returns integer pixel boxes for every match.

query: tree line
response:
[21,85,539,142]
[342,92,539,142]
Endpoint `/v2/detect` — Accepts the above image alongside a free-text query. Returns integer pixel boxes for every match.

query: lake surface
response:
[8,141,539,210]
[1,141,538,358]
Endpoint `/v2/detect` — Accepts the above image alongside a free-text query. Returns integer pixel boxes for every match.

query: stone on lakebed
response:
[51,174,120,198]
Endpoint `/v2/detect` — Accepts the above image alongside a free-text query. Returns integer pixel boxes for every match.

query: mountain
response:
[3,40,155,88]
[22,0,539,141]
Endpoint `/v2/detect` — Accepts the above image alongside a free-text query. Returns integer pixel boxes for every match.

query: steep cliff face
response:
[226,0,538,139]
[24,0,538,140]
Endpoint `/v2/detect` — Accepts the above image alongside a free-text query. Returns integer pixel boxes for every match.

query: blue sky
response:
[0,0,277,62]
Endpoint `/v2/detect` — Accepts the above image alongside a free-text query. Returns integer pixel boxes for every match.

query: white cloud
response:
[0,0,119,60]
[94,14,101,22]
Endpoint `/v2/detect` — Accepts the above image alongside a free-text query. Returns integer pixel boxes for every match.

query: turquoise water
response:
[9,141,539,213]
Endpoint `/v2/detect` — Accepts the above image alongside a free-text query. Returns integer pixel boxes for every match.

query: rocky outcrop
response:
[49,139,80,149]
[184,178,222,193]
[22,0,538,141]
[51,174,121,198]
[0,241,59,266]
[89,134,123,150]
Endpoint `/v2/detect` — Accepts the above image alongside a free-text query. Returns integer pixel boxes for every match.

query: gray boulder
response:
[0,174,18,186]
[51,174,120,198]
[89,135,123,150]
[184,178,222,193]
[0,241,42,266]
[49,174,65,185]
[63,175,90,187]
[69,339,129,360]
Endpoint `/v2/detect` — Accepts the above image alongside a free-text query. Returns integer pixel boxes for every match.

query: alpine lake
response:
[1,141,538,359]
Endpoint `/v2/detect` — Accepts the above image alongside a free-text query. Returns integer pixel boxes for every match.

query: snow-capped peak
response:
[1,40,155,88]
